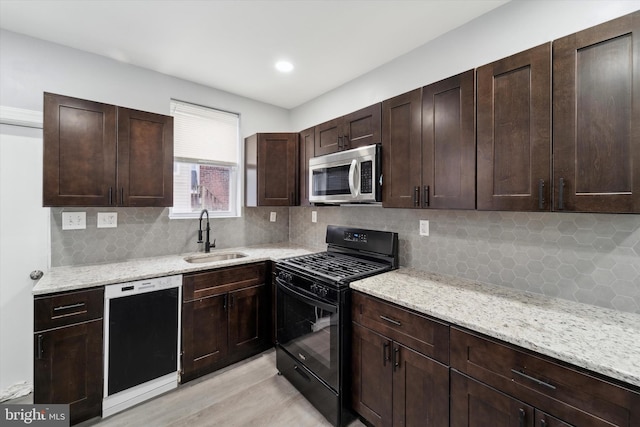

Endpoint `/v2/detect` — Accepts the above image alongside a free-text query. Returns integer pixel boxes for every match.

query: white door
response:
[0,125,49,395]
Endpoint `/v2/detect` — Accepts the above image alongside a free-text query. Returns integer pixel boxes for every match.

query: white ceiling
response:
[0,0,509,109]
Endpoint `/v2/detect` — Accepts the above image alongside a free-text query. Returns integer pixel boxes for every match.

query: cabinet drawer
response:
[450,327,640,427]
[352,291,449,364]
[183,263,266,302]
[34,287,104,331]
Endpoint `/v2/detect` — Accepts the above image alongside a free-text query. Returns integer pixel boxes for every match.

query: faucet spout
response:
[198,209,215,253]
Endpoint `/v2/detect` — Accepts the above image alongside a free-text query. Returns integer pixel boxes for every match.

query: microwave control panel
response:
[361,160,373,194]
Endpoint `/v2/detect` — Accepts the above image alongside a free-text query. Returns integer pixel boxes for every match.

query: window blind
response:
[170,100,239,164]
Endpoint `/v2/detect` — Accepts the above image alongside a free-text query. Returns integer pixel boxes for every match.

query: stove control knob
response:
[317,286,328,297]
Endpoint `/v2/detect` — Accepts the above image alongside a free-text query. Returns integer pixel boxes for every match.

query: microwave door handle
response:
[348,159,359,197]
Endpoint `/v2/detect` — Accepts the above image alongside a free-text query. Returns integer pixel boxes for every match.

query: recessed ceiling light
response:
[275,61,294,73]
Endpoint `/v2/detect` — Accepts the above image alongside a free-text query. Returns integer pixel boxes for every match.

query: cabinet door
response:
[382,89,423,208]
[181,294,228,382]
[422,70,476,209]
[34,320,103,425]
[228,283,269,360]
[451,371,534,427]
[343,103,382,150]
[314,118,341,155]
[392,343,449,427]
[43,92,116,206]
[553,11,640,213]
[352,322,393,427]
[257,133,298,206]
[477,43,551,211]
[535,410,573,427]
[299,127,315,206]
[117,108,174,207]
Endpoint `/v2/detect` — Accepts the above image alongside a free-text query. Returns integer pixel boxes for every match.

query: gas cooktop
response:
[278,251,391,283]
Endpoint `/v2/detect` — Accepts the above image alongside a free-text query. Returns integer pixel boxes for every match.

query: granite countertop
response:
[33,243,314,295]
[350,268,640,389]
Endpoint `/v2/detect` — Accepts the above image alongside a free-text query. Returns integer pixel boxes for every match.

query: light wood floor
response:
[62,349,364,427]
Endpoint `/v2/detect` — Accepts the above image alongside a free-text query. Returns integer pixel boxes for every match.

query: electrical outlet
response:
[62,212,86,230]
[419,220,429,236]
[311,211,317,223]
[97,212,118,228]
[270,212,277,222]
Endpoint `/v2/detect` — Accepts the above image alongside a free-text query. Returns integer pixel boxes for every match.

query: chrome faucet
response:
[197,209,215,253]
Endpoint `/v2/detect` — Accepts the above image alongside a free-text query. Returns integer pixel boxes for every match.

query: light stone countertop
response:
[33,243,314,295]
[350,268,640,389]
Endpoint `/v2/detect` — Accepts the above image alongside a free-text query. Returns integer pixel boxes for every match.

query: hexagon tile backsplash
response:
[50,206,290,267]
[289,207,640,314]
[50,205,639,314]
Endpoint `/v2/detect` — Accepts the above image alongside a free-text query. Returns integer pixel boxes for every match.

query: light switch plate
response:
[419,220,429,236]
[311,211,317,223]
[97,212,118,228]
[270,212,277,222]
[62,212,86,230]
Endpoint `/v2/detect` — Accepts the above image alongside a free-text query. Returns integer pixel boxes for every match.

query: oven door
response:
[276,278,339,391]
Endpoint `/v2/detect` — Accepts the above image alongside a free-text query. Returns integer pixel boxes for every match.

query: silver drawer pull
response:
[380,315,401,326]
[53,302,85,311]
[511,369,556,390]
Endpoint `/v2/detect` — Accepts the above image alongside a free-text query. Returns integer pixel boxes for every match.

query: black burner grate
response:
[280,252,389,282]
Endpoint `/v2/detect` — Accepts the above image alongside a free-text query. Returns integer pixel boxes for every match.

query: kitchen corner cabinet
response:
[351,291,449,427]
[553,11,640,213]
[34,288,104,425]
[450,327,640,427]
[43,92,174,207]
[476,43,552,211]
[245,133,298,206]
[422,70,476,209]
[314,103,381,155]
[181,263,270,383]
[299,127,315,206]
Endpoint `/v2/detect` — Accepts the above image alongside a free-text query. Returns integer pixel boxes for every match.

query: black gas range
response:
[275,225,398,427]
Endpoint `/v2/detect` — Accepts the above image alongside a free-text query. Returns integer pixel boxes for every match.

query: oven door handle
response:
[277,279,337,313]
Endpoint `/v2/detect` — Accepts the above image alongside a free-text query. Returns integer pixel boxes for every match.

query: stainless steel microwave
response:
[309,144,382,204]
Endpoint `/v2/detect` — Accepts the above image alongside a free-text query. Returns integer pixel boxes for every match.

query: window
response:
[170,100,240,218]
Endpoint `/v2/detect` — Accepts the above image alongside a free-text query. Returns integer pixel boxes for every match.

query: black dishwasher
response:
[103,275,182,418]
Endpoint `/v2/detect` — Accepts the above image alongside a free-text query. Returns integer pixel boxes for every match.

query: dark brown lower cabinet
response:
[34,288,104,425]
[451,372,577,427]
[352,323,448,427]
[228,283,270,358]
[536,410,574,427]
[181,264,271,383]
[451,371,535,427]
[450,327,640,427]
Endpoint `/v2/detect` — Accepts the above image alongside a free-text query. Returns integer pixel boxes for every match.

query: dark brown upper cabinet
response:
[476,43,552,211]
[43,93,173,207]
[382,89,423,208]
[245,133,298,206]
[298,127,315,206]
[553,11,640,213]
[422,70,476,209]
[314,103,381,156]
[383,72,475,210]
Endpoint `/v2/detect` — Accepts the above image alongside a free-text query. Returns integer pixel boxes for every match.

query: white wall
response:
[0,29,291,138]
[290,0,640,131]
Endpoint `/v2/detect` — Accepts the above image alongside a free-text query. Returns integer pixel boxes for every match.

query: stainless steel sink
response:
[184,252,248,263]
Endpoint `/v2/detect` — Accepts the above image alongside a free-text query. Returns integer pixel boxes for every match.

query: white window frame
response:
[168,100,242,219]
